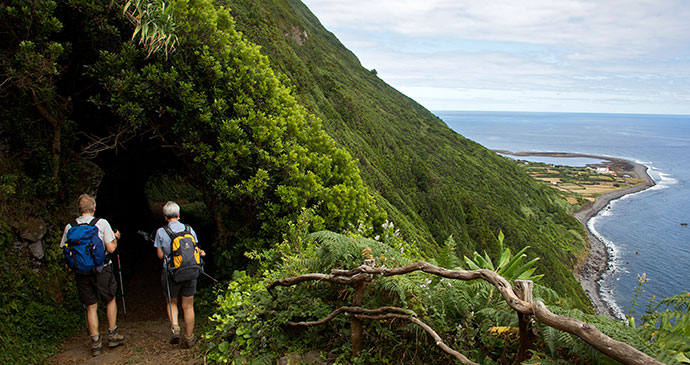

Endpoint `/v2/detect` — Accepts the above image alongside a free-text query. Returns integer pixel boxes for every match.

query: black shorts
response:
[75,265,117,306]
[161,270,197,298]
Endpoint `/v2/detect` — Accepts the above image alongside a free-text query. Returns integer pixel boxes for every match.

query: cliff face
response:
[223,0,591,307]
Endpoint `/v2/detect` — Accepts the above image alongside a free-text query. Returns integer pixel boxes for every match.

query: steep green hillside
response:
[224,0,590,308]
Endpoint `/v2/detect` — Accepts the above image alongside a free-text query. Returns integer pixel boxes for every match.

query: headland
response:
[496,151,656,318]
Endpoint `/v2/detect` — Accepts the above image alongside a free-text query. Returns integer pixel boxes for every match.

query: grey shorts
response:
[161,270,197,298]
[75,265,117,305]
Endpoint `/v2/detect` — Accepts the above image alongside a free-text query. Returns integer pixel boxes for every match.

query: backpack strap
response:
[163,225,175,240]
[163,224,191,239]
[71,217,100,227]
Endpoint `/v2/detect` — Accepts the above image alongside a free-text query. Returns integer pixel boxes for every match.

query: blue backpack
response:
[63,218,106,274]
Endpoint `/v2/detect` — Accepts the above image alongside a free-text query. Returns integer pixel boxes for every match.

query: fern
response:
[435,235,462,269]
[533,284,563,306]
[640,292,690,362]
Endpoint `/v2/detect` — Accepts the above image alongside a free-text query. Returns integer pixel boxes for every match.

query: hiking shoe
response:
[181,334,196,349]
[108,326,124,348]
[91,334,102,357]
[169,325,180,345]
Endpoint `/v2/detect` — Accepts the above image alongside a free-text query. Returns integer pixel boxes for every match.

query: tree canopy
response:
[1,0,383,263]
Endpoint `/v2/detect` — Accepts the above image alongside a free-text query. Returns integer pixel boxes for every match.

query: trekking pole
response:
[163,257,174,329]
[116,252,127,316]
[200,269,219,283]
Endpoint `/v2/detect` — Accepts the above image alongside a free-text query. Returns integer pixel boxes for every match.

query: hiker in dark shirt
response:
[60,194,124,356]
[154,201,206,348]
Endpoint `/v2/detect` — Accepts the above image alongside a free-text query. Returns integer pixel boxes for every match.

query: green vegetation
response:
[1,0,381,262]
[0,222,81,363]
[464,230,544,282]
[1,0,379,359]
[639,291,690,363]
[4,0,687,363]
[224,0,591,308]
[204,214,675,363]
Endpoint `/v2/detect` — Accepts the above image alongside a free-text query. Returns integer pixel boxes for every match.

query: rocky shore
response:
[572,157,654,318]
[501,151,656,318]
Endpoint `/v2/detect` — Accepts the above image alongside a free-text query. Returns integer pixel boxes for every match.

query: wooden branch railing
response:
[268,260,661,365]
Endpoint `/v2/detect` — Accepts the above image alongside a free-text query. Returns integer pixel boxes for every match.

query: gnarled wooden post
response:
[352,259,375,356]
[514,280,535,363]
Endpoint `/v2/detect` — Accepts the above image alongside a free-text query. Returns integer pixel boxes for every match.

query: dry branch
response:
[354,313,478,365]
[79,123,140,159]
[266,272,371,291]
[333,262,533,314]
[287,306,414,327]
[532,302,662,365]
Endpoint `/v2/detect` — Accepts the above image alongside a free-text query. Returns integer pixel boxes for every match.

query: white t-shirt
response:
[59,215,117,248]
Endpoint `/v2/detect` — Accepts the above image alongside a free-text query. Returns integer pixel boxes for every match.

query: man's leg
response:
[162,271,181,344]
[85,303,102,355]
[106,297,117,329]
[166,297,181,343]
[166,297,179,326]
[181,295,195,337]
[86,303,99,336]
[105,297,124,347]
[77,273,102,356]
[180,295,196,348]
[98,267,124,347]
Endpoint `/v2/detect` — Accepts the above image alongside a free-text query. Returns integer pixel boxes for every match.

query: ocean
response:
[437,111,690,319]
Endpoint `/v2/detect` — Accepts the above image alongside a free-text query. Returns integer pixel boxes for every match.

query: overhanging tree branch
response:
[287,306,414,327]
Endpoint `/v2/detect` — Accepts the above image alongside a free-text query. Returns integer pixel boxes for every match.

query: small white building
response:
[595,167,616,175]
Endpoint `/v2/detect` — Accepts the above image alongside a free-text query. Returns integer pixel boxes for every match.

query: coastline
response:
[498,151,656,318]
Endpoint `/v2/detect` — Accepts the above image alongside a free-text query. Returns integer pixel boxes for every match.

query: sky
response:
[300,0,690,114]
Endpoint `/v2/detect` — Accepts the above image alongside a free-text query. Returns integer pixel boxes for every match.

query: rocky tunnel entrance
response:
[90,140,218,300]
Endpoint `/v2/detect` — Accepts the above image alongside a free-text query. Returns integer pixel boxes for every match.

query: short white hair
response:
[163,201,180,219]
[78,194,96,214]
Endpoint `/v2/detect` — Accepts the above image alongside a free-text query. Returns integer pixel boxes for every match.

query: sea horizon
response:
[433,109,690,117]
[436,110,690,319]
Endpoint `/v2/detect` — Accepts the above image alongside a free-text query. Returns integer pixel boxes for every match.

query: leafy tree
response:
[1,0,66,192]
[91,0,384,263]
[1,0,382,360]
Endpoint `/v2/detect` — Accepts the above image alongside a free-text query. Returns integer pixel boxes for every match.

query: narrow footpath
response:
[49,265,204,364]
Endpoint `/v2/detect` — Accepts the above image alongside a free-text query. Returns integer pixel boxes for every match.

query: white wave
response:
[627,161,675,193]
[645,171,676,192]
[657,172,678,186]
[588,211,627,320]
[583,160,675,321]
[599,208,614,217]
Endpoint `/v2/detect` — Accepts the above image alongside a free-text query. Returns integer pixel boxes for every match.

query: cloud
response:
[305,1,689,58]
[301,0,690,113]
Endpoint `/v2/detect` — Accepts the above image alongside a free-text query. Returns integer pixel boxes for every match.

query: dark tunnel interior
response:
[91,139,218,294]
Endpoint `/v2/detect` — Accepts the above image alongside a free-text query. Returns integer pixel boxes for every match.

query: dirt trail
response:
[50,266,204,364]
